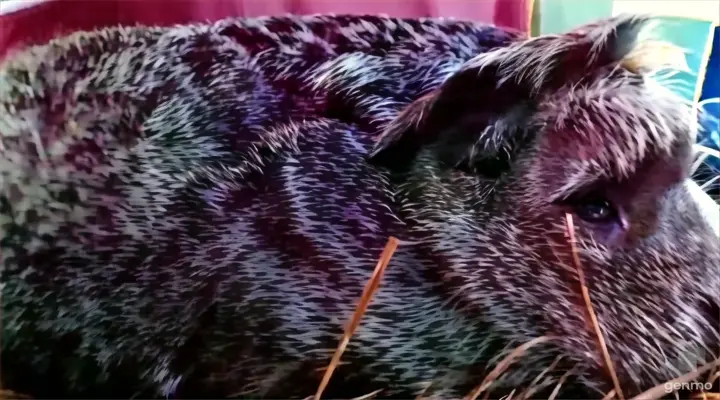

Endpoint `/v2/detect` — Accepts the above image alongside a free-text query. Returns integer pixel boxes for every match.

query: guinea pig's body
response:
[0,14,718,399]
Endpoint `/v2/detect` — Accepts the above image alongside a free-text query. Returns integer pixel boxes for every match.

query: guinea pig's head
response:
[370,14,720,396]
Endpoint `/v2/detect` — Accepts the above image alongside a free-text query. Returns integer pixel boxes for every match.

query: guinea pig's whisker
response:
[699,175,720,192]
[695,144,720,161]
[692,152,711,175]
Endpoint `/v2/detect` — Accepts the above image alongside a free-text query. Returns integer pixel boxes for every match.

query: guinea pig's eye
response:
[573,197,618,224]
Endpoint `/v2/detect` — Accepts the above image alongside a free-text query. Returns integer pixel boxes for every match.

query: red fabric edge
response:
[0,0,530,60]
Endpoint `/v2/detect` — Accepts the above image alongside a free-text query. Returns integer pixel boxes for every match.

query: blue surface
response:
[699,26,719,172]
[700,26,720,103]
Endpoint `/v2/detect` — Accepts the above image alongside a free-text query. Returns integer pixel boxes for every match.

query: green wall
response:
[530,1,715,103]
[532,0,613,35]
[648,17,715,102]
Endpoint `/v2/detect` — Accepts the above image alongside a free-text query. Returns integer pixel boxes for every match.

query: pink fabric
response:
[0,0,530,60]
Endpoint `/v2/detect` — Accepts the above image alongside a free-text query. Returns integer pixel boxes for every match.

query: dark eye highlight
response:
[573,197,618,223]
[555,191,620,224]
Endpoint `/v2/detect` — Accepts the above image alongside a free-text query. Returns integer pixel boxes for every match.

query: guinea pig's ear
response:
[369,14,653,174]
[368,72,535,176]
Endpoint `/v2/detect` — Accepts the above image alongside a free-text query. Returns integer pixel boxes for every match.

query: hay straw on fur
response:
[694,393,720,400]
[564,213,624,400]
[548,365,581,400]
[463,335,554,400]
[516,355,564,400]
[313,237,399,400]
[349,388,383,400]
[0,390,32,400]
[708,369,720,386]
[415,380,434,399]
[505,388,517,399]
[602,389,618,400]
[629,358,720,400]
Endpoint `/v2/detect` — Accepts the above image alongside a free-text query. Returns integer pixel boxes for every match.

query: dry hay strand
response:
[505,388,517,400]
[701,360,720,399]
[463,335,554,400]
[693,393,720,400]
[629,358,720,400]
[708,362,720,386]
[350,388,383,400]
[602,389,618,400]
[516,355,565,400]
[0,390,32,400]
[564,212,624,400]
[312,237,399,400]
[415,380,435,399]
[548,365,583,400]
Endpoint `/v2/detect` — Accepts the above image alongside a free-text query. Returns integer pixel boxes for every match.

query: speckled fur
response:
[1,14,718,399]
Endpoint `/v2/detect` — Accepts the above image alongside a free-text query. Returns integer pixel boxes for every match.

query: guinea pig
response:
[0,13,718,399]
